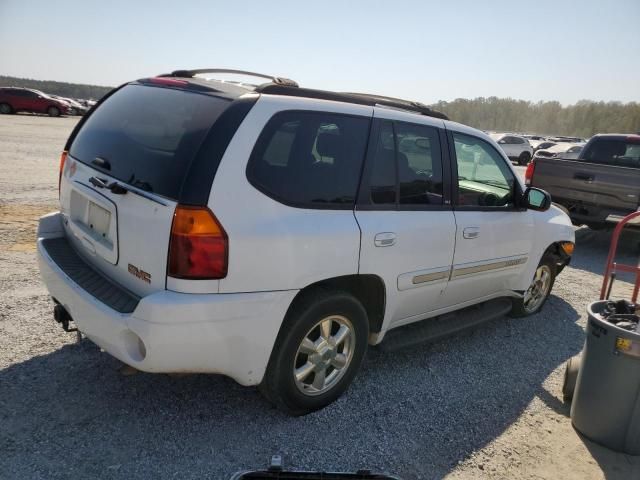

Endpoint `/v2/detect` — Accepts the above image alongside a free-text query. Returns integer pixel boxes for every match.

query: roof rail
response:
[255,84,448,120]
[344,92,448,120]
[159,69,299,87]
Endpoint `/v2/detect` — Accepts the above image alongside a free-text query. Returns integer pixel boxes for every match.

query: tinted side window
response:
[583,139,640,168]
[396,122,443,205]
[453,132,516,207]
[248,111,370,207]
[366,121,443,206]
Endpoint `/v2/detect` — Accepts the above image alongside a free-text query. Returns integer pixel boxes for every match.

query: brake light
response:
[168,206,228,279]
[58,151,68,195]
[148,77,189,87]
[524,160,535,185]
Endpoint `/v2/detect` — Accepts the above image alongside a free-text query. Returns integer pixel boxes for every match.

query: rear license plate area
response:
[87,201,111,239]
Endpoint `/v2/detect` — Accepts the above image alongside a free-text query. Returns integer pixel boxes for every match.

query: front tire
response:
[260,290,369,415]
[0,103,13,114]
[510,255,557,317]
[47,106,60,117]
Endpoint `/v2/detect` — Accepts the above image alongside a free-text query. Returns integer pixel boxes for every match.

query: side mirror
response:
[523,187,551,211]
[498,139,506,144]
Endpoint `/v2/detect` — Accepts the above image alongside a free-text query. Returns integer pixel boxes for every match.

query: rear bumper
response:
[37,212,297,386]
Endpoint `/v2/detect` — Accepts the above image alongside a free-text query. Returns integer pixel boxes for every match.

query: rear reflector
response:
[58,151,68,195]
[168,206,228,279]
[524,161,535,185]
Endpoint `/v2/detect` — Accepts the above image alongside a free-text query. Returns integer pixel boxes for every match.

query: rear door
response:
[60,83,231,297]
[355,109,456,327]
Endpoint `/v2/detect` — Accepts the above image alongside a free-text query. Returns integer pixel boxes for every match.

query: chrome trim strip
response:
[413,271,449,284]
[452,257,528,278]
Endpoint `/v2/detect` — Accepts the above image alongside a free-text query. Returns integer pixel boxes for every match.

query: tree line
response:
[432,97,640,138]
[2,75,638,137]
[0,76,113,100]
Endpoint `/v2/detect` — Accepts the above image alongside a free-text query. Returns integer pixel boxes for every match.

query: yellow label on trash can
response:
[616,337,640,358]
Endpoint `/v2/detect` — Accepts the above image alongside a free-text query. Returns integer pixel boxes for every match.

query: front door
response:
[355,111,456,328]
[442,129,534,306]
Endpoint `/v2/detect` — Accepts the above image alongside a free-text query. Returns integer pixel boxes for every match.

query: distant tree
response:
[432,97,640,137]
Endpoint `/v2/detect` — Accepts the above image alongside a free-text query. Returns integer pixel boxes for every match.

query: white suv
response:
[37,69,575,415]
[489,133,534,165]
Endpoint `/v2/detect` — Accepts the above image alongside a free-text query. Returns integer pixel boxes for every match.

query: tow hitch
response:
[53,302,77,332]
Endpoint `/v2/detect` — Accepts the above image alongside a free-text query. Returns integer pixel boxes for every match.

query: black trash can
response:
[571,300,640,455]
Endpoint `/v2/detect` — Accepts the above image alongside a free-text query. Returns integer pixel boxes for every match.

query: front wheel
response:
[0,103,12,114]
[260,290,369,415]
[47,106,60,117]
[510,255,557,317]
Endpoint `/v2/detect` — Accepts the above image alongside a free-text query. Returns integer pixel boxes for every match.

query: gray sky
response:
[1,0,638,105]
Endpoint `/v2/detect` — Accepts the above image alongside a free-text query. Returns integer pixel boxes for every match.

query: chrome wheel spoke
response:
[331,353,347,369]
[295,362,315,382]
[331,325,350,346]
[312,368,326,390]
[299,337,316,355]
[320,319,332,340]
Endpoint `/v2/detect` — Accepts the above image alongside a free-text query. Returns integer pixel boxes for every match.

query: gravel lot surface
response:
[1,115,639,480]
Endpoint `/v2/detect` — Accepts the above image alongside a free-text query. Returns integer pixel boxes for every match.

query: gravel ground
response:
[1,115,639,480]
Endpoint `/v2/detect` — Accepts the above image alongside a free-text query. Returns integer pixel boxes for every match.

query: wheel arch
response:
[285,274,386,336]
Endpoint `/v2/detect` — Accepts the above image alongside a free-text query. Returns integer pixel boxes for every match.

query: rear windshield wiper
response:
[86,177,167,206]
[89,176,127,194]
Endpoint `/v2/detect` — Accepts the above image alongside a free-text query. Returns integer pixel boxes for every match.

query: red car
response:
[0,87,71,117]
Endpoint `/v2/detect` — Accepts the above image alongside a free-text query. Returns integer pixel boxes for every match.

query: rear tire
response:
[518,152,531,166]
[47,106,60,117]
[0,103,12,114]
[260,290,369,416]
[510,255,557,317]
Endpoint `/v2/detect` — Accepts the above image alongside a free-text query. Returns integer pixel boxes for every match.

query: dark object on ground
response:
[231,456,402,479]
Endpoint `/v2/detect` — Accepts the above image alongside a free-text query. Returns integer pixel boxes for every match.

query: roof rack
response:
[255,84,448,120]
[159,68,447,120]
[344,92,448,120]
[159,68,299,87]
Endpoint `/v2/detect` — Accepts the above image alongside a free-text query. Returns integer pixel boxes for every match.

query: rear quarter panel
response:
[210,95,374,293]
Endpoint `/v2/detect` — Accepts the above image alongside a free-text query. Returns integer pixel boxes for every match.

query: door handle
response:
[463,227,480,239]
[374,232,396,247]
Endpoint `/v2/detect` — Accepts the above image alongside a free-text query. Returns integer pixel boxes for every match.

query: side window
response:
[366,121,443,206]
[453,132,516,207]
[396,122,443,205]
[247,111,370,207]
[369,121,397,205]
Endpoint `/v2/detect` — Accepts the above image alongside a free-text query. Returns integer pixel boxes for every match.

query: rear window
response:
[582,139,640,169]
[247,111,370,208]
[69,84,230,199]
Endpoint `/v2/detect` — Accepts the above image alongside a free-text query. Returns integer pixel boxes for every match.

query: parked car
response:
[50,95,88,116]
[533,141,557,153]
[489,133,534,165]
[0,87,71,116]
[548,136,586,144]
[532,143,584,161]
[37,69,575,414]
[528,134,640,229]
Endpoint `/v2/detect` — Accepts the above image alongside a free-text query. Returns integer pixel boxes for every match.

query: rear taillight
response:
[168,205,228,279]
[58,151,68,195]
[524,160,535,185]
